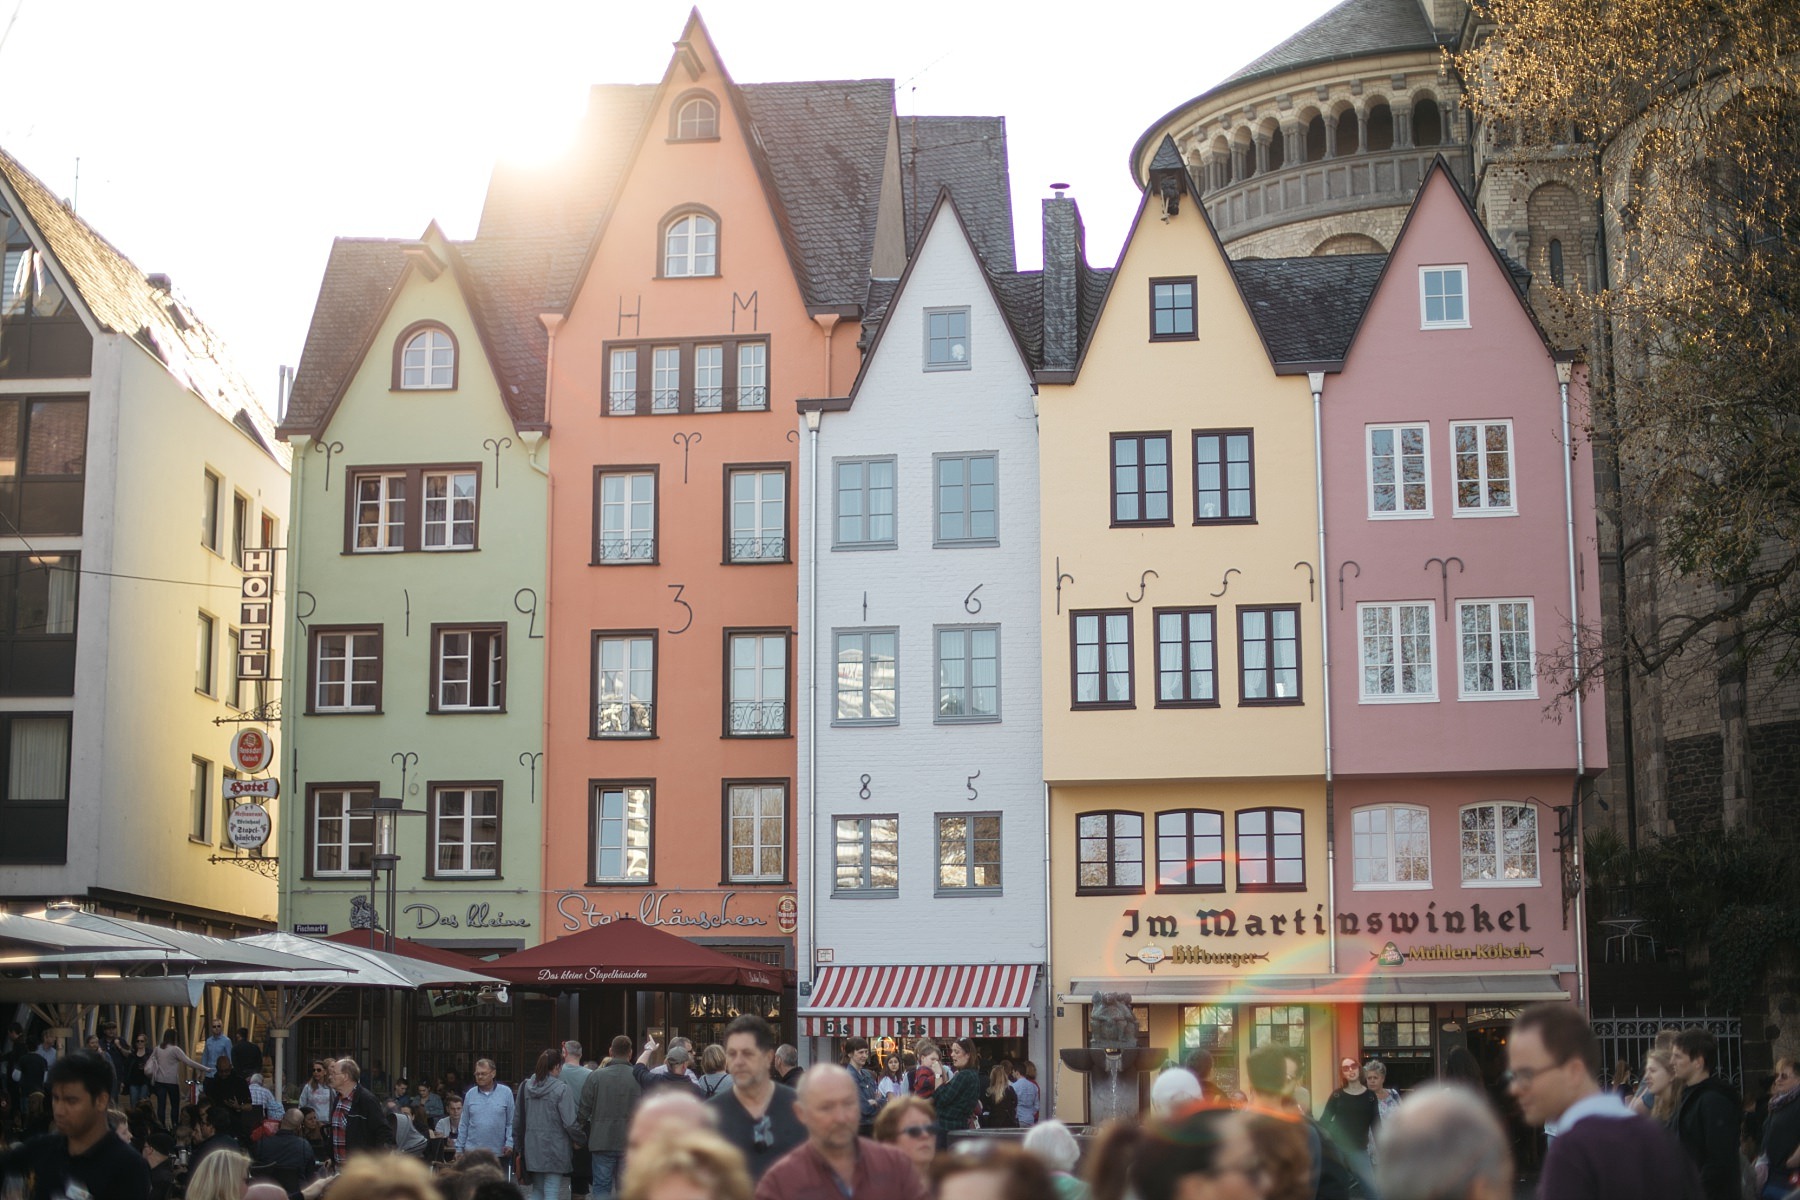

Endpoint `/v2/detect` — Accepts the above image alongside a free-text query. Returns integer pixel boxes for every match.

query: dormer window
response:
[672,92,719,140]
[663,211,718,278]
[395,323,457,390]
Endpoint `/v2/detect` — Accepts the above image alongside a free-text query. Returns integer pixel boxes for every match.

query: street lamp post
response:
[357,795,425,955]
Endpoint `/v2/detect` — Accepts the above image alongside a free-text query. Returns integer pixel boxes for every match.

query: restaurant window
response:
[0,713,71,864]
[1250,1005,1308,1051]
[591,783,653,884]
[1156,809,1225,892]
[1361,1003,1436,1088]
[1179,1005,1237,1091]
[834,816,898,895]
[1076,810,1144,895]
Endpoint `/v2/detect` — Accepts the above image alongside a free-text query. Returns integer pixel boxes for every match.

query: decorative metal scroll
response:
[673,431,702,483]
[313,441,345,489]
[1293,561,1315,604]
[1424,556,1466,619]
[1210,568,1241,598]
[519,752,543,806]
[391,751,419,798]
[484,437,513,487]
[514,588,543,639]
[1337,562,1361,611]
[1055,558,1075,615]
[1126,570,1158,604]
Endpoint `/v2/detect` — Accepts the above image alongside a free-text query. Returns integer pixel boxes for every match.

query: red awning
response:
[798,964,1038,1038]
[323,930,488,971]
[482,918,786,992]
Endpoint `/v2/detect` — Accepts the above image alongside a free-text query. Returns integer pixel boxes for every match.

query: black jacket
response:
[250,1130,317,1192]
[1674,1073,1741,1200]
[334,1085,396,1161]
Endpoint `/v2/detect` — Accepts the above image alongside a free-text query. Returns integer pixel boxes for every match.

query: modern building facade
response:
[0,147,288,942]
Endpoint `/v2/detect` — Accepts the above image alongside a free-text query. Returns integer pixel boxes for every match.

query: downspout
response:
[1557,358,1589,1011]
[274,433,307,1097]
[814,314,841,395]
[802,405,823,1031]
[1309,371,1337,977]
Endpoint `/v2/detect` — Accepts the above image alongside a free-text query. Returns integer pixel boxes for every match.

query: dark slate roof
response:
[739,79,898,309]
[0,147,284,463]
[1231,253,1386,364]
[990,270,1043,368]
[1078,264,1113,352]
[1220,0,1440,91]
[898,117,1016,273]
[282,238,409,435]
[1149,137,1185,173]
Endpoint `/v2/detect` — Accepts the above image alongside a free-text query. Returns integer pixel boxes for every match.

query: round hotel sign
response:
[228,803,272,851]
[229,728,275,774]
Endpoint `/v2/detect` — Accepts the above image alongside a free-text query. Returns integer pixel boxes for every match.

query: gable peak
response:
[671,9,720,83]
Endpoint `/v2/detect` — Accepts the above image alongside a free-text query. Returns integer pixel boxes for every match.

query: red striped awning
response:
[798,964,1038,1038]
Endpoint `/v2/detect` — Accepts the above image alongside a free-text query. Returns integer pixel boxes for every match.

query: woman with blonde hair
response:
[980,1064,1018,1128]
[873,1094,938,1182]
[327,1153,440,1200]
[1642,1047,1682,1125]
[184,1147,248,1200]
[621,1129,753,1200]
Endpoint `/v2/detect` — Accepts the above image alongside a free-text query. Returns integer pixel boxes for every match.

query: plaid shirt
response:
[330,1090,352,1162]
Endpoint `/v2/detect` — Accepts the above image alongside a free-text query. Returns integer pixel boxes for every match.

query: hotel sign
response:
[238,548,273,680]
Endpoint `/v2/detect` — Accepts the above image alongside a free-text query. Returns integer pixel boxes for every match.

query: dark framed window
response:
[430,624,505,713]
[1236,807,1306,891]
[0,713,71,864]
[936,812,1001,893]
[2,209,91,377]
[391,321,458,391]
[0,552,77,696]
[428,783,501,878]
[726,629,789,737]
[1111,433,1172,525]
[1157,809,1226,892]
[834,815,898,895]
[345,463,481,553]
[1193,430,1255,522]
[670,90,720,140]
[833,457,896,549]
[1076,810,1144,895]
[724,465,789,563]
[231,492,251,567]
[724,781,788,884]
[202,469,222,552]
[593,466,658,563]
[308,625,383,714]
[590,781,654,885]
[1238,605,1301,705]
[935,453,997,545]
[592,630,656,737]
[195,612,216,696]
[1153,606,1216,707]
[306,783,376,878]
[1150,277,1197,340]
[1071,609,1133,708]
[0,403,90,524]
[603,336,769,415]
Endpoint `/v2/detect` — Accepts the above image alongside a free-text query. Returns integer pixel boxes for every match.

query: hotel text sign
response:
[238,548,273,680]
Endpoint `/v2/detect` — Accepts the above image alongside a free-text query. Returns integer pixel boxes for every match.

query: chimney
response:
[1041,183,1086,374]
[147,273,172,292]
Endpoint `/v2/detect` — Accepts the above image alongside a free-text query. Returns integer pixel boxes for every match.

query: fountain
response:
[1058,991,1167,1124]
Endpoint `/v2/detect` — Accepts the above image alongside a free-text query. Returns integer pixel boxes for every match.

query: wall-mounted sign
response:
[1391,942,1544,962]
[404,902,531,931]
[227,803,272,850]
[229,727,275,774]
[237,548,274,681]
[224,776,280,801]
[1337,901,1533,937]
[293,923,329,935]
[554,890,775,934]
[816,947,835,964]
[776,895,798,934]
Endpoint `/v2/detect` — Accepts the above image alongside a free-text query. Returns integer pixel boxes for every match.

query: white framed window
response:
[935,453,997,544]
[1351,805,1432,889]
[312,628,381,713]
[924,306,970,370]
[663,213,717,277]
[400,327,456,389]
[651,346,681,412]
[353,472,407,552]
[694,344,724,412]
[727,782,786,882]
[1367,424,1431,517]
[1420,265,1469,328]
[1457,599,1535,698]
[728,631,788,736]
[1451,420,1515,514]
[1460,801,1539,884]
[310,786,374,876]
[195,612,215,695]
[596,470,656,563]
[936,812,1001,892]
[609,347,639,415]
[737,342,768,410]
[422,470,477,550]
[675,95,718,139]
[834,458,896,549]
[591,784,652,883]
[834,629,897,724]
[431,786,499,877]
[433,626,504,712]
[834,816,898,894]
[935,625,999,722]
[593,632,655,737]
[189,756,211,841]
[728,468,786,562]
[1359,602,1436,701]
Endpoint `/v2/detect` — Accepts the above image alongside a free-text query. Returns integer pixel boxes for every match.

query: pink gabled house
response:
[1320,160,1606,1081]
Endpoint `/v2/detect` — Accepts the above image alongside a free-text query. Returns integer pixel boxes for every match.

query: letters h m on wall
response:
[239,549,273,680]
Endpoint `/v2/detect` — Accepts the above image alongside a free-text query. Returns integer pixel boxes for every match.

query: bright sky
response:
[0,0,1337,406]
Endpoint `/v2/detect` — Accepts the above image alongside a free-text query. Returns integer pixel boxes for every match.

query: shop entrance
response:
[1465,1009,1544,1174]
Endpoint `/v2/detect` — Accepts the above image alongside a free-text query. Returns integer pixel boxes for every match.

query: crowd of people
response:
[3,1004,1797,1200]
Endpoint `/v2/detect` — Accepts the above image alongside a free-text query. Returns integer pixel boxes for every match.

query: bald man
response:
[754,1063,926,1200]
[1376,1085,1513,1200]
[626,1090,717,1154]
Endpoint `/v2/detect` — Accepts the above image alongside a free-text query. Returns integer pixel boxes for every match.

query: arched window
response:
[395,324,456,390]
[663,211,718,277]
[1304,115,1327,162]
[1350,805,1431,888]
[1334,107,1361,155]
[672,92,719,140]
[1366,103,1395,152]
[1412,97,1443,147]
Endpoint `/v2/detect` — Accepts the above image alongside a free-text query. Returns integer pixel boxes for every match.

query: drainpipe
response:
[1309,371,1337,977]
[802,406,822,1029]
[813,314,841,394]
[1042,778,1054,1115]
[1557,358,1589,1011]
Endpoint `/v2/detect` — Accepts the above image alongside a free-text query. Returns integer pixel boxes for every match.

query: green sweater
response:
[935,1067,982,1131]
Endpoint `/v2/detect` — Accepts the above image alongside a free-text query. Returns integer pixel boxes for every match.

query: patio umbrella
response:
[481,917,787,991]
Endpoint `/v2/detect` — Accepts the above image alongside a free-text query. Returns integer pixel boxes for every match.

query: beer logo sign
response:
[1126,944,1167,972]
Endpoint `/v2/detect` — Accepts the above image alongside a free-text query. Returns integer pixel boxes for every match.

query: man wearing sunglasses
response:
[755,1063,926,1200]
[709,1014,805,1182]
[1506,1002,1701,1200]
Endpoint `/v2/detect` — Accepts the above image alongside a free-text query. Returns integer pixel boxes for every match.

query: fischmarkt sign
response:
[228,803,272,851]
